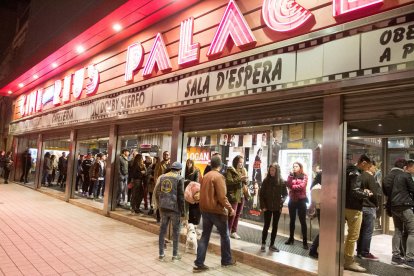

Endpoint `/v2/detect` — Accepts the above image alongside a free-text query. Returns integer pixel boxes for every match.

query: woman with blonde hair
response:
[225,155,248,240]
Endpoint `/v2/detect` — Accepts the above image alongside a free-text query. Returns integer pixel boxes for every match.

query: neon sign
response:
[262,0,313,32]
[125,0,383,81]
[19,64,99,115]
[333,0,384,17]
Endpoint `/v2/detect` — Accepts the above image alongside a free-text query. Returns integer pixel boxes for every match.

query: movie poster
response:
[186,147,211,174]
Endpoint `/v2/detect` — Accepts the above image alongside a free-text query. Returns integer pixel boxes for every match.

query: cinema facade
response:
[5,0,414,275]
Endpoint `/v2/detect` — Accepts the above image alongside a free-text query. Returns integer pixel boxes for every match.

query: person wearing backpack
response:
[154,162,185,262]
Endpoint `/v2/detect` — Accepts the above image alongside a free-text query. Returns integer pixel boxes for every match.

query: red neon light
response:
[207,0,256,57]
[35,89,42,112]
[142,33,172,77]
[262,0,313,32]
[178,17,200,65]
[85,64,99,96]
[53,80,62,106]
[125,43,144,81]
[62,75,72,103]
[333,0,383,17]
[72,68,85,99]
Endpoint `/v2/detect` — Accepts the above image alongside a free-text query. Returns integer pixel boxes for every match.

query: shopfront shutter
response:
[118,117,173,135]
[183,99,323,132]
[343,86,414,121]
[77,126,110,140]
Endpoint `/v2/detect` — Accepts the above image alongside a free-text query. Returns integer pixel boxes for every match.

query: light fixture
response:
[18,83,24,88]
[33,74,39,79]
[351,128,359,132]
[7,91,12,95]
[113,23,122,32]
[76,45,85,54]
[52,62,58,68]
[378,123,382,127]
[398,129,402,132]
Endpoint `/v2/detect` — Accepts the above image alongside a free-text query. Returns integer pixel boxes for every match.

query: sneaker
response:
[303,242,309,250]
[269,245,280,252]
[260,244,266,252]
[391,255,405,266]
[404,259,414,270]
[158,255,165,262]
[309,251,319,259]
[230,232,241,240]
[222,259,236,267]
[360,253,379,262]
[344,262,367,272]
[172,255,181,261]
[193,264,209,272]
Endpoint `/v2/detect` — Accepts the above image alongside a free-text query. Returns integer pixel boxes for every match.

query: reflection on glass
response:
[41,139,70,193]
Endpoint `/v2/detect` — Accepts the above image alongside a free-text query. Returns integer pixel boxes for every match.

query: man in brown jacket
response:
[194,155,235,272]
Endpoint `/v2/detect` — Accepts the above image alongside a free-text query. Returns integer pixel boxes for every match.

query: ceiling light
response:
[7,91,12,94]
[351,128,359,132]
[113,23,122,32]
[398,129,402,132]
[76,45,85,54]
[18,83,24,88]
[378,123,382,127]
[33,74,39,79]
[52,62,58,68]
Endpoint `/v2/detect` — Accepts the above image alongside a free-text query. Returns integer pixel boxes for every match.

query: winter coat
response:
[43,156,53,174]
[154,160,170,182]
[225,166,248,204]
[199,170,233,216]
[259,176,287,212]
[345,164,371,211]
[391,172,414,208]
[287,172,308,201]
[184,181,201,204]
[383,167,405,215]
[155,171,184,215]
[118,155,129,176]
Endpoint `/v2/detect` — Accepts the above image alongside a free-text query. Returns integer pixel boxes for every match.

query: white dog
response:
[185,223,198,254]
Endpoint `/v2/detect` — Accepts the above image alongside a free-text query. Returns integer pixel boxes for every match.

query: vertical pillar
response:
[103,124,118,215]
[170,115,183,162]
[319,95,345,276]
[65,129,77,201]
[34,133,43,189]
[382,138,389,234]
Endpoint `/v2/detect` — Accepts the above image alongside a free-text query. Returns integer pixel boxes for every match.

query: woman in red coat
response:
[285,162,309,249]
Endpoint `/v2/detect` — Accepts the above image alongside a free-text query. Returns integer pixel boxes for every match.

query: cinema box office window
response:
[183,121,323,240]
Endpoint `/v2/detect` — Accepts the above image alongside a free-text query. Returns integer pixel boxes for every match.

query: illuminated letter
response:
[27,91,37,114]
[125,43,144,81]
[85,64,99,96]
[72,67,85,99]
[53,80,62,106]
[207,0,256,57]
[333,0,383,17]
[178,17,200,65]
[62,75,72,103]
[142,33,172,77]
[36,89,42,112]
[262,0,313,32]
[19,95,26,117]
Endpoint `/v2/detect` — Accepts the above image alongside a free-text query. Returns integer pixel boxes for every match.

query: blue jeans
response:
[117,175,128,204]
[195,212,232,266]
[159,211,181,257]
[357,207,376,256]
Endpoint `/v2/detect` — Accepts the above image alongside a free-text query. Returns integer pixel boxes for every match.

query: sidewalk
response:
[0,183,270,276]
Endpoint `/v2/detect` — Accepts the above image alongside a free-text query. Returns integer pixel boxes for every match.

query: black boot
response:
[303,240,309,250]
[285,237,294,245]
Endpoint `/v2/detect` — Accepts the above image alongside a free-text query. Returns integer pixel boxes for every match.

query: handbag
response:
[243,184,251,199]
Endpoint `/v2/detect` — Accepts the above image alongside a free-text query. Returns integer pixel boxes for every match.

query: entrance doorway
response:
[346,117,414,275]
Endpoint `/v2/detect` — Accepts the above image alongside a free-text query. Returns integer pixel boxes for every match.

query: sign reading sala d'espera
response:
[177,52,296,101]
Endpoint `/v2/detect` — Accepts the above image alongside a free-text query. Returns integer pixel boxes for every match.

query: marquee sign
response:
[17,0,386,118]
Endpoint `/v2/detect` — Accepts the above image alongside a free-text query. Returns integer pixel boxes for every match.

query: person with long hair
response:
[130,154,147,214]
[147,156,158,216]
[225,155,248,240]
[285,162,309,249]
[260,163,288,252]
